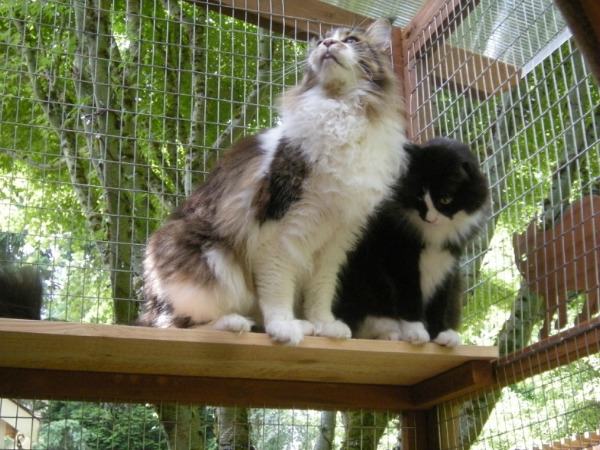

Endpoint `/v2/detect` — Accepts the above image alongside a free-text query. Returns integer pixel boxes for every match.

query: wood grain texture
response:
[0,319,497,386]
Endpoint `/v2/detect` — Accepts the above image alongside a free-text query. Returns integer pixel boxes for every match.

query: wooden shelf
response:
[0,319,497,410]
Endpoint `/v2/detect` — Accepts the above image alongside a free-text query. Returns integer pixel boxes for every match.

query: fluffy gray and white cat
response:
[140,19,408,345]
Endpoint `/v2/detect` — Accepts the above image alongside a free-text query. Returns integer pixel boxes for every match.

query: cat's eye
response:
[343,36,360,44]
[439,196,453,205]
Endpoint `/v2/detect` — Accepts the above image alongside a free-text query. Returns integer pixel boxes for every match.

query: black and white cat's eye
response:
[343,36,360,44]
[439,196,453,205]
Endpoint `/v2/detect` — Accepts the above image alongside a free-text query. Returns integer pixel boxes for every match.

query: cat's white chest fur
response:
[282,88,406,217]
[419,246,455,302]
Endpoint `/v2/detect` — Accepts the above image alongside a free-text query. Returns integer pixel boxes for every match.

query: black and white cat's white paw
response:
[265,319,315,345]
[433,329,461,347]
[312,319,352,339]
[399,320,430,345]
[212,314,255,333]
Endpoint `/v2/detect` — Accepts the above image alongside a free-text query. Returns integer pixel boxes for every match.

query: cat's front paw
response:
[212,314,255,333]
[400,321,430,345]
[312,320,352,339]
[433,329,461,347]
[266,319,314,345]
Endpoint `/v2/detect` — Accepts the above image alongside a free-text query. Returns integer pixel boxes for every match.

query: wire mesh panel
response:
[0,1,411,449]
[1,0,599,449]
[403,0,599,448]
[0,0,327,325]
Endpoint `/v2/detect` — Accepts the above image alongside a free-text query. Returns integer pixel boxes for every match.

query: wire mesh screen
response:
[403,0,599,448]
[0,0,326,324]
[1,0,599,449]
[0,1,410,449]
[0,401,410,449]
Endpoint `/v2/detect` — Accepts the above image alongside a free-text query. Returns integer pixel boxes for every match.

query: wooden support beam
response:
[0,319,497,410]
[411,360,495,409]
[400,0,480,143]
[392,27,415,141]
[401,411,433,450]
[555,0,600,82]
[186,0,372,40]
[1,367,413,411]
[403,0,480,60]
[430,43,521,99]
[494,317,600,386]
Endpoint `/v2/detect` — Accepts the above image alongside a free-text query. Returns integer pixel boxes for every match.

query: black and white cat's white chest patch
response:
[253,138,309,223]
[419,245,456,302]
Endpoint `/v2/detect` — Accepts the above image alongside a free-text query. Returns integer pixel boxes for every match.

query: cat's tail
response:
[0,266,43,320]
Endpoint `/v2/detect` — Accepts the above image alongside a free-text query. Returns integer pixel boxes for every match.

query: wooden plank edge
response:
[410,360,496,409]
[0,319,499,359]
[0,367,414,412]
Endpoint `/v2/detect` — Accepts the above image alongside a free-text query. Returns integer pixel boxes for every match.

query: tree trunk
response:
[216,407,253,450]
[160,404,210,450]
[313,411,336,450]
[341,411,389,450]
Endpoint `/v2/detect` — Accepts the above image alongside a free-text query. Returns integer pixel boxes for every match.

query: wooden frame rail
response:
[0,319,497,411]
[494,317,600,386]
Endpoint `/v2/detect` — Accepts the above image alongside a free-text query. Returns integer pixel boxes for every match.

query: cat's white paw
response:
[212,314,255,333]
[266,319,314,345]
[312,320,352,339]
[434,329,461,347]
[400,321,430,345]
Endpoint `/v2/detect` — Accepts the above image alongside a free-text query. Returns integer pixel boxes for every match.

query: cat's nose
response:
[321,39,337,48]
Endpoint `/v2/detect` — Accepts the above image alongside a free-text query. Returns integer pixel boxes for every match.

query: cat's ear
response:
[403,142,421,156]
[461,160,477,180]
[366,19,392,52]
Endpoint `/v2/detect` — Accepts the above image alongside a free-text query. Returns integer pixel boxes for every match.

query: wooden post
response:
[554,0,600,82]
[402,411,435,450]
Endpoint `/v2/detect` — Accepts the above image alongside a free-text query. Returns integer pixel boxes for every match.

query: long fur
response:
[140,20,408,344]
[334,137,489,347]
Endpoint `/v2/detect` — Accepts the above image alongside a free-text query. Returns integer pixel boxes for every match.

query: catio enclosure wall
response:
[0,0,598,449]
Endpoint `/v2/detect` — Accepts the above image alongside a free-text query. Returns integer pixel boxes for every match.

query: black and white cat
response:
[334,137,489,347]
[140,20,408,345]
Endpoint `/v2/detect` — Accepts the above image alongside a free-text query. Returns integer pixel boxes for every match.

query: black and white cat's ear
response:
[460,160,479,180]
[403,142,421,156]
[366,18,392,52]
